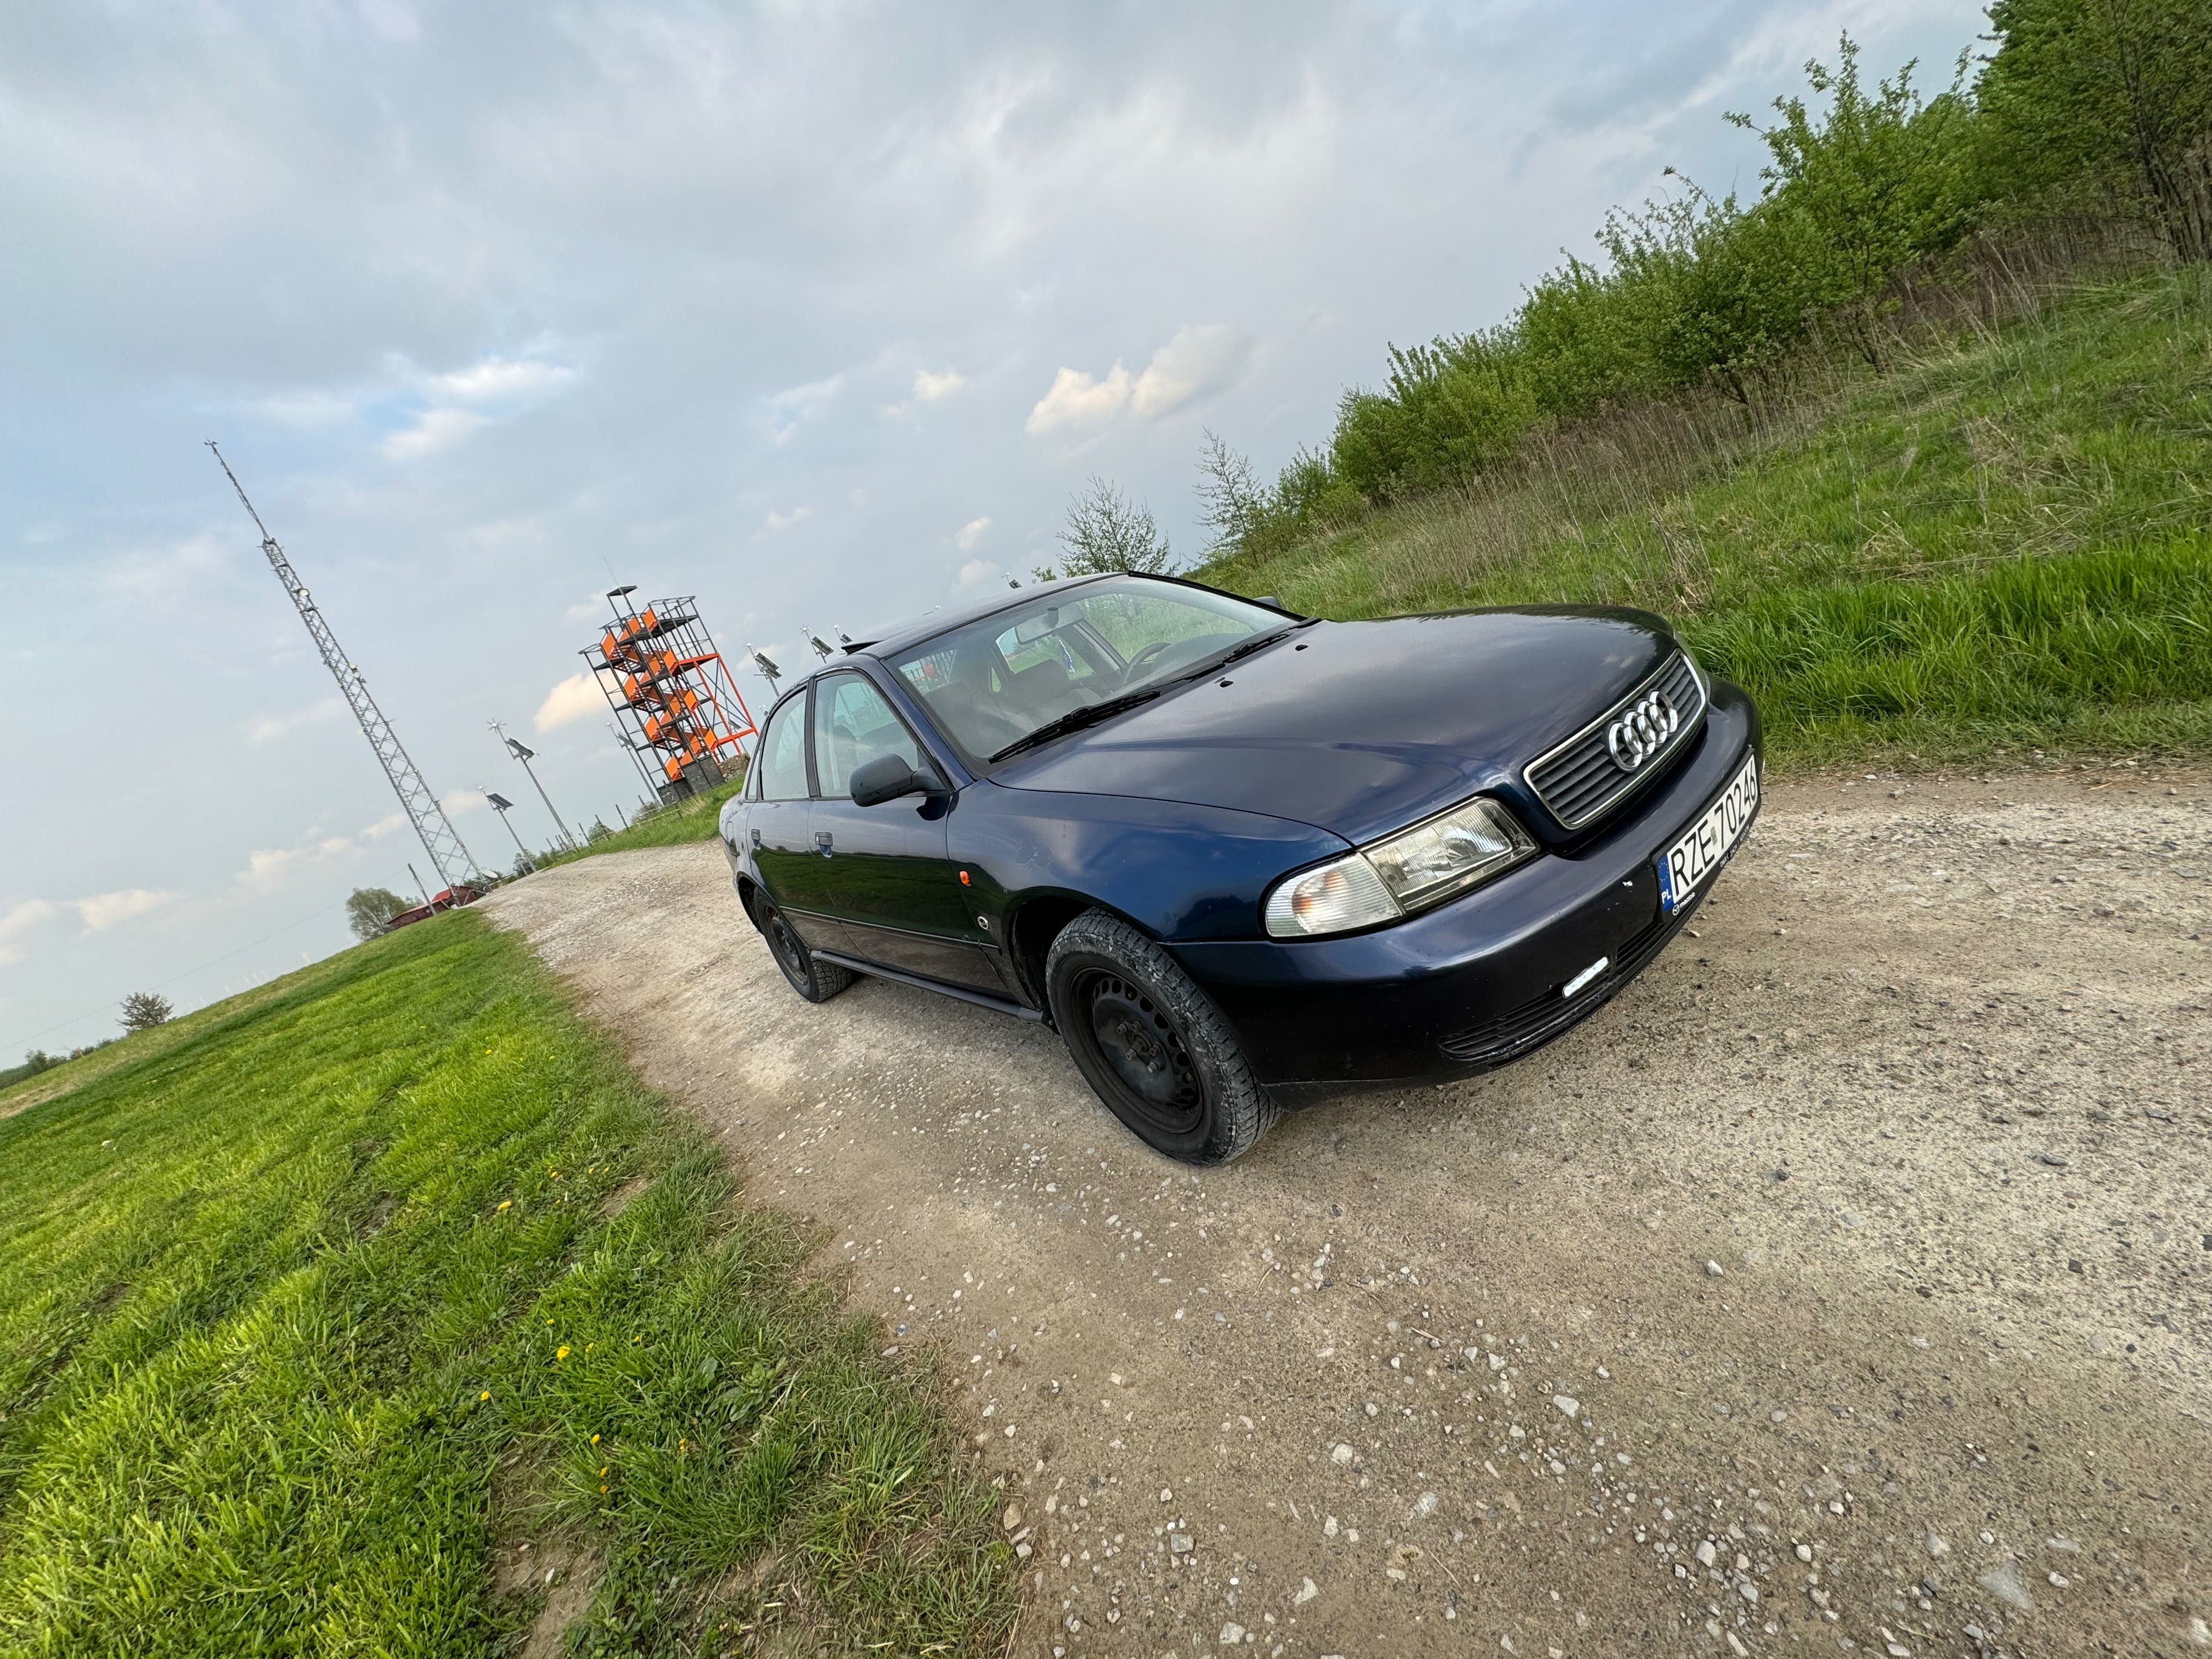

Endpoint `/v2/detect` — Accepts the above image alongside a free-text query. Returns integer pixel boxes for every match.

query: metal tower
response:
[208,442,483,891]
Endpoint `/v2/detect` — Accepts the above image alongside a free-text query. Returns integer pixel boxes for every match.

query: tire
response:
[1045,910,1277,1165]
[747,891,855,1004]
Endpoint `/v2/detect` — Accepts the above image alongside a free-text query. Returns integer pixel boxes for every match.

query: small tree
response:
[1194,430,1266,556]
[120,992,173,1033]
[346,886,409,941]
[1033,476,1175,582]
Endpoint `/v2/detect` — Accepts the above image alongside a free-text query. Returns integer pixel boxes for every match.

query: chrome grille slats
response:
[1523,652,1705,831]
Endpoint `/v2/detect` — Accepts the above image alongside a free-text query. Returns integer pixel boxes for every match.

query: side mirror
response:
[850,753,943,807]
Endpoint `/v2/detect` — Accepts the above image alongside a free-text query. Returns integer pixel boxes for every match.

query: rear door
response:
[746,686,847,952]
[809,670,1003,991]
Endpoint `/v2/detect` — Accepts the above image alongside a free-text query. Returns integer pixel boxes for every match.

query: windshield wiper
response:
[989,688,1163,763]
[1175,620,1309,682]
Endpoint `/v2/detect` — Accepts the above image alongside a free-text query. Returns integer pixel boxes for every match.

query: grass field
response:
[533,778,747,871]
[1205,266,2212,768]
[0,913,1013,1657]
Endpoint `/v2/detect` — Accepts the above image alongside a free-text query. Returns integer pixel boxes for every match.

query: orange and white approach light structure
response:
[586,587,758,803]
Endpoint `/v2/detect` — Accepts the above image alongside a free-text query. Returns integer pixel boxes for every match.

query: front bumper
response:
[1171,681,1761,1099]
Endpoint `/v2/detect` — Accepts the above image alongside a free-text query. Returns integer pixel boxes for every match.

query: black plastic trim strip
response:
[812,950,1045,1020]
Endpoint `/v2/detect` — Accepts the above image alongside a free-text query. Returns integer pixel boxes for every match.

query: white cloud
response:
[912,368,967,403]
[247,696,347,744]
[956,557,1002,588]
[765,505,811,532]
[0,899,60,967]
[1131,324,1254,419]
[441,787,489,816]
[956,515,992,550]
[766,373,843,443]
[361,811,409,840]
[534,670,605,731]
[74,889,176,931]
[1025,362,1133,435]
[1024,325,1254,437]
[428,356,574,402]
[381,407,489,461]
[253,390,356,428]
[565,594,611,623]
[239,838,356,891]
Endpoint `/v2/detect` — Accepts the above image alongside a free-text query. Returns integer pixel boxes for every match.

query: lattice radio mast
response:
[208,442,483,891]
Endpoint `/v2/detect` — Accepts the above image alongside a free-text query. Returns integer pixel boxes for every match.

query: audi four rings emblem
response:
[1606,691,1680,771]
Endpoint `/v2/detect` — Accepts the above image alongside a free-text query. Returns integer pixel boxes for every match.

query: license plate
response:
[1656,753,1759,915]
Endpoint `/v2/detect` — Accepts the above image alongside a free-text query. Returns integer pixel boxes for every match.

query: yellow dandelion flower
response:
[599,1484,608,1494]
[479,1390,491,1402]
[556,1345,571,1361]
[497,1200,512,1212]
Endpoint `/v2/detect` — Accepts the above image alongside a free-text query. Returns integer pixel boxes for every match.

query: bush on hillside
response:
[1209,13,2211,548]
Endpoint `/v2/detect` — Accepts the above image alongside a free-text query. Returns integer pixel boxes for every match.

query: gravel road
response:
[483,764,2211,1659]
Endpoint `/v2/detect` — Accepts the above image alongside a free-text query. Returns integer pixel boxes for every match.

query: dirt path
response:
[483,765,2211,1659]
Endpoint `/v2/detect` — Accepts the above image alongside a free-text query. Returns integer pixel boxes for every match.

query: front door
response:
[809,671,1002,991]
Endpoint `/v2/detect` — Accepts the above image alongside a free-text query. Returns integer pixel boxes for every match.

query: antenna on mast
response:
[207,441,484,892]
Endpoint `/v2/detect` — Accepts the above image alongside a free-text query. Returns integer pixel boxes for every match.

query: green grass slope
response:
[0,913,1012,1658]
[530,777,747,872]
[1205,267,2212,768]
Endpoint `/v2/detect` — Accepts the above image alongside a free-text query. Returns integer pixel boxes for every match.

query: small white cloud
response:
[255,390,356,428]
[766,373,843,443]
[0,899,60,966]
[912,368,967,403]
[381,407,488,461]
[247,696,347,744]
[534,670,605,732]
[1026,363,1132,435]
[428,357,573,402]
[956,557,1002,589]
[74,889,176,932]
[765,506,811,532]
[361,811,409,840]
[441,788,489,817]
[956,515,992,551]
[239,837,355,891]
[1132,325,1255,420]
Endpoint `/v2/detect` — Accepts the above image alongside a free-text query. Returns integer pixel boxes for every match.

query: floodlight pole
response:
[490,721,578,850]
[485,792,535,871]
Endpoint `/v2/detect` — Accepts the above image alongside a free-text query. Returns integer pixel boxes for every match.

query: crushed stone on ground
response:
[484,764,2211,1658]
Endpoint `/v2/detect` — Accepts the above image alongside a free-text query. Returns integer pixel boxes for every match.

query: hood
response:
[993,607,1676,844]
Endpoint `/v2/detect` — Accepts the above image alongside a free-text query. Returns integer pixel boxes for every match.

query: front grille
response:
[1437,881,1700,1066]
[1525,652,1705,831]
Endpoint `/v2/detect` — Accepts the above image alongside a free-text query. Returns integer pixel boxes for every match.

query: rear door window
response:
[756,693,812,800]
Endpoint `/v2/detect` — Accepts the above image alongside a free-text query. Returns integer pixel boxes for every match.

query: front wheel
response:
[747,891,855,1004]
[1045,911,1276,1165]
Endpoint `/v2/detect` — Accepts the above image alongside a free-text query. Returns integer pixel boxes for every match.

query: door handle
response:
[813,831,834,856]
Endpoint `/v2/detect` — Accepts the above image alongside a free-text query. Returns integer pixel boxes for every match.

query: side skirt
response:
[812,950,1045,1022]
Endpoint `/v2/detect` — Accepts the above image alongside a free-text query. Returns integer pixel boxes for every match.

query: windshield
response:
[891,577,1293,765]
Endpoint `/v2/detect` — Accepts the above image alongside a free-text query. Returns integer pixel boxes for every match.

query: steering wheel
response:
[1120,639,1176,682]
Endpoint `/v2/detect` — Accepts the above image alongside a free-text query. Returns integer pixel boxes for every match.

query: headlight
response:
[1264,797,1534,938]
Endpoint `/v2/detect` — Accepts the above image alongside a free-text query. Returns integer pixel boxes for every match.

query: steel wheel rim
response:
[766,908,808,981]
[1077,969,1202,1135]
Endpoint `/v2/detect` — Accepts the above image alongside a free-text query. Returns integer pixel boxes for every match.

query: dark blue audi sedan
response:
[720,572,1760,1164]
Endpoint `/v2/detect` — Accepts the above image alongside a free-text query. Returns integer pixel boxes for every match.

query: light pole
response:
[485,791,535,872]
[490,721,578,851]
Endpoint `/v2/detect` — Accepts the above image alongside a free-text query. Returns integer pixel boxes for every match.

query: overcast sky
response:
[1,0,1983,1057]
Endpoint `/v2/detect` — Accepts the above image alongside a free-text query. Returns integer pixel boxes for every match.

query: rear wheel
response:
[747,891,854,1003]
[1045,910,1276,1165]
